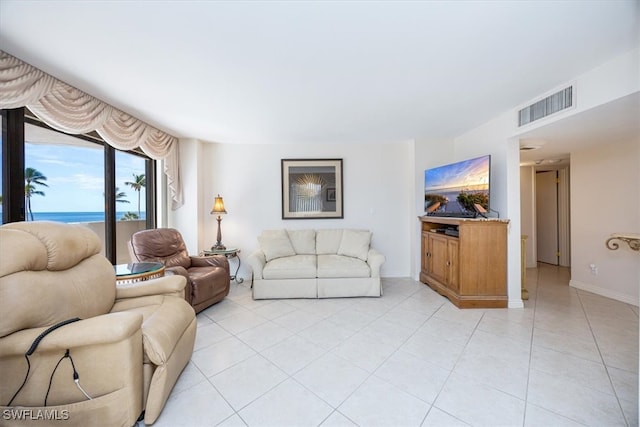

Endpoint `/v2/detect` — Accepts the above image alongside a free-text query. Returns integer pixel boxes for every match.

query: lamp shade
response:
[211,194,227,215]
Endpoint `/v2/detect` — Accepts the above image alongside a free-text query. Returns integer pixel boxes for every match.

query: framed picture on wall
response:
[281,159,343,219]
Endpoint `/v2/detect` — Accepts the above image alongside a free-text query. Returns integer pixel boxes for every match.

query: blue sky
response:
[424,155,490,192]
[1,141,146,213]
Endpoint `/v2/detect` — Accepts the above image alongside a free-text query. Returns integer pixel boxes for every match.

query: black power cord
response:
[6,318,81,407]
[44,349,92,406]
[44,350,69,406]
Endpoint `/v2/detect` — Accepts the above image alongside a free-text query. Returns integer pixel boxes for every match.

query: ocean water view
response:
[29,211,146,223]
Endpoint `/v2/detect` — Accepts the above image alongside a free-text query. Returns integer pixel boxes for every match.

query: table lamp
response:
[211,194,227,250]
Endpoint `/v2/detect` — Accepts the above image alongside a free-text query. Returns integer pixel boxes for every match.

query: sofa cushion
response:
[316,229,344,255]
[337,229,371,261]
[287,229,316,255]
[317,255,371,278]
[263,255,317,279]
[259,229,296,261]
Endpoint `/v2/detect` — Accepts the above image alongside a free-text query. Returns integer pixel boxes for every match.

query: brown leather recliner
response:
[128,228,230,313]
[0,221,197,426]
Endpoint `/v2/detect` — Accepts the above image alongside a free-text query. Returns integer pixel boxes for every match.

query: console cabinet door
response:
[447,238,459,292]
[428,233,449,286]
[421,232,430,275]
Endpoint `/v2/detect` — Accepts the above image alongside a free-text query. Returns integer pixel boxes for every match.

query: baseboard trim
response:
[569,280,639,306]
[508,299,525,309]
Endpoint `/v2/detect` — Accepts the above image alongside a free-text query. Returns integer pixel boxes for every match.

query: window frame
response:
[1,107,156,263]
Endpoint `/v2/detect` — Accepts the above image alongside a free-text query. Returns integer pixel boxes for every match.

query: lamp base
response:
[211,243,226,251]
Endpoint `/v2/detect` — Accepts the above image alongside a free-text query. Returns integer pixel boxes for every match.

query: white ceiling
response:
[0,1,638,148]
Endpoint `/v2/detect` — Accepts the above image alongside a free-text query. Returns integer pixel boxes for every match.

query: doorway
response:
[535,168,571,266]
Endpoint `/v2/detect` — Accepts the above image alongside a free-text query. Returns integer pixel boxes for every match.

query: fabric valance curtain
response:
[0,50,183,209]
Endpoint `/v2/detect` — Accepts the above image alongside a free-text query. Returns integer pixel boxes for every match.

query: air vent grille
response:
[518,86,573,127]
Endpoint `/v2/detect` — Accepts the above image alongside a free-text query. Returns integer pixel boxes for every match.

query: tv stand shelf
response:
[419,216,509,308]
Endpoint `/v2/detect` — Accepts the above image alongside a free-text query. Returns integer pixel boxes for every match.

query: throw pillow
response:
[337,229,371,261]
[259,229,296,261]
[287,229,316,254]
[316,229,344,254]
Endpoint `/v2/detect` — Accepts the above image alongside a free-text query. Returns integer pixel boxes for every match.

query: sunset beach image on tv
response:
[424,155,490,215]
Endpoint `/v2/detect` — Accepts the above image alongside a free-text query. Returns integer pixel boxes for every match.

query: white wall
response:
[569,138,639,305]
[170,141,414,281]
[511,48,640,138]
[167,138,204,249]
[520,166,537,268]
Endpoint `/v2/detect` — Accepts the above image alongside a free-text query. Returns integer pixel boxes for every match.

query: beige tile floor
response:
[145,264,639,427]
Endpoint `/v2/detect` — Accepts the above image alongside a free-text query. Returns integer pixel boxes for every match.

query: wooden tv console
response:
[419,216,509,308]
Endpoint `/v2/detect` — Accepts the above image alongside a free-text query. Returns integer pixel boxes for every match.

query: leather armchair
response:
[0,221,196,426]
[128,228,230,313]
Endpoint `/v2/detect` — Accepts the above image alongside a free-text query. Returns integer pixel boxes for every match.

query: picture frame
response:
[326,187,336,202]
[281,159,343,219]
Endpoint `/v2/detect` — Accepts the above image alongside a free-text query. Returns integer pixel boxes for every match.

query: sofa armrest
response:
[190,255,230,273]
[366,248,386,278]
[115,274,186,301]
[247,250,266,280]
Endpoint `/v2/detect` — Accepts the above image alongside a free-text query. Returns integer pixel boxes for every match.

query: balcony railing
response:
[81,220,147,264]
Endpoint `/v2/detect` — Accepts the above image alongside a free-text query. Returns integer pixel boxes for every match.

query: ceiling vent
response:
[518,86,573,127]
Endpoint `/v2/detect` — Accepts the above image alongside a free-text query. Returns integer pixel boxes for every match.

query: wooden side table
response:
[114,262,165,285]
[202,248,244,284]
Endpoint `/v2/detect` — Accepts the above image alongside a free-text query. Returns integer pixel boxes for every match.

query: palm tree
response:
[104,187,129,221]
[121,212,139,221]
[114,187,130,205]
[25,167,48,221]
[124,173,145,218]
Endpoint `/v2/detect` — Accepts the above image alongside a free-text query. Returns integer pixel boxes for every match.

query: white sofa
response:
[248,229,385,299]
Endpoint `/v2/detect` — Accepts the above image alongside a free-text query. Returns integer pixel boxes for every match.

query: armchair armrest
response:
[0,312,142,358]
[0,312,143,410]
[190,255,230,273]
[366,248,386,278]
[115,274,186,301]
[247,250,266,280]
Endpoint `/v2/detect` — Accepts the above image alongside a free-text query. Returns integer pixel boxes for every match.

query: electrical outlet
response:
[589,263,598,275]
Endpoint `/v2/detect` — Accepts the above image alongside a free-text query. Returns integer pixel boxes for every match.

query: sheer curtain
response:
[0,50,183,209]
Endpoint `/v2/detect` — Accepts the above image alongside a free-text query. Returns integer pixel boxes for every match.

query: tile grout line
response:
[417,305,487,427]
[575,288,631,427]
[521,263,541,426]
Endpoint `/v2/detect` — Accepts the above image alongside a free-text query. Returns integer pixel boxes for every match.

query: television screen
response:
[424,155,490,216]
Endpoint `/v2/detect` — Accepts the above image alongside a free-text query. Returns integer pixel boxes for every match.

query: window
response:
[25,123,105,222]
[115,150,148,262]
[116,150,146,221]
[1,108,156,263]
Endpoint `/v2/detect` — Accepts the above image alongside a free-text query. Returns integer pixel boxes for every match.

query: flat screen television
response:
[424,155,491,217]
